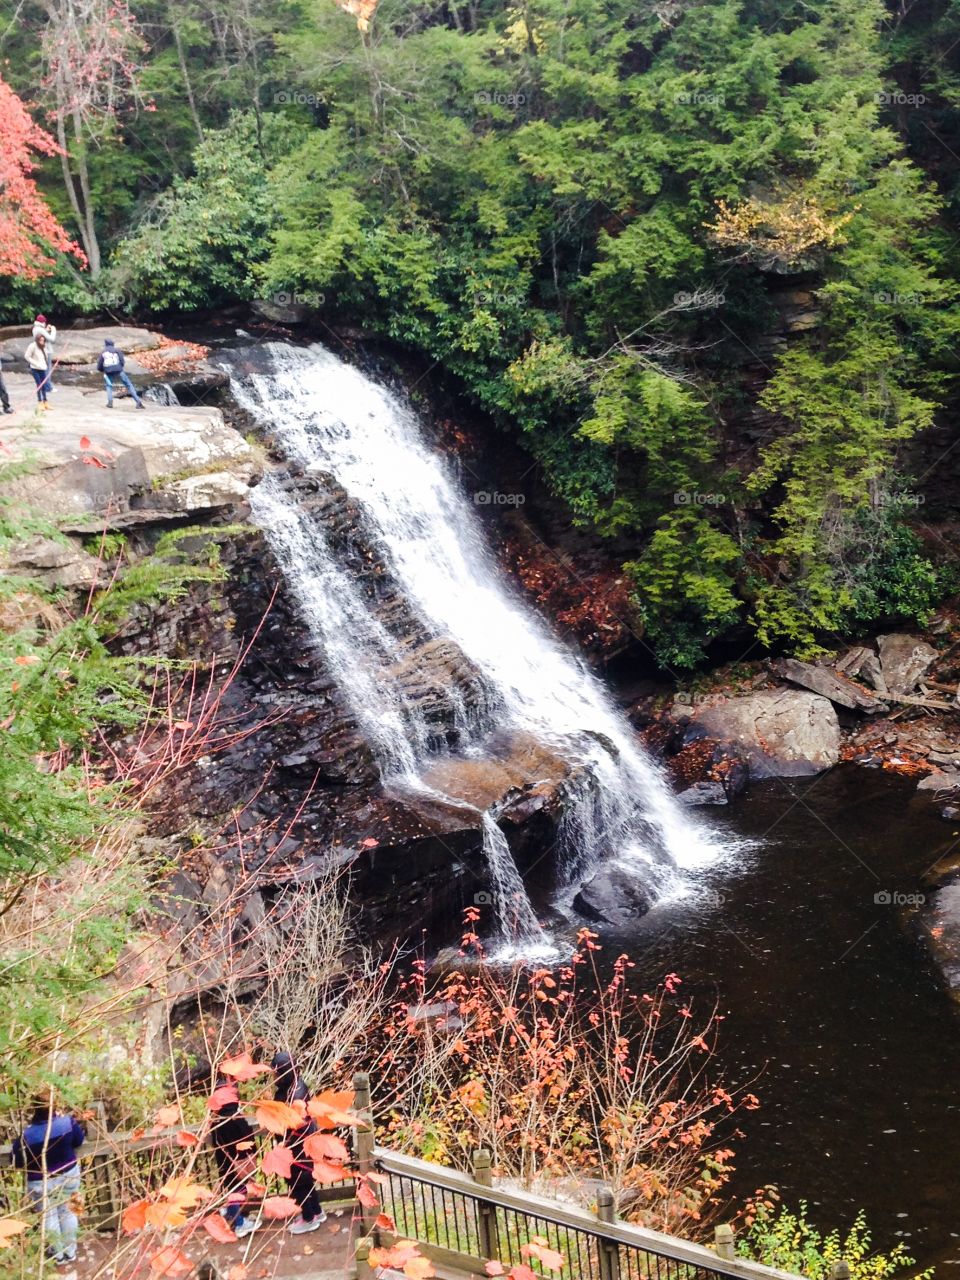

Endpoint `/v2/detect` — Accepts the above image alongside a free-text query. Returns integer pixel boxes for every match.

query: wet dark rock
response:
[678,780,728,806]
[573,864,654,928]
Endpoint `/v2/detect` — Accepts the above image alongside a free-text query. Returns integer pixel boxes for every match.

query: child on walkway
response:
[12,1090,86,1264]
[209,1083,260,1239]
[271,1052,327,1234]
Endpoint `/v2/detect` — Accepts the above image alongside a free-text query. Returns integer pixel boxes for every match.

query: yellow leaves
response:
[255,1098,306,1135]
[330,0,377,31]
[706,193,854,270]
[0,1218,28,1249]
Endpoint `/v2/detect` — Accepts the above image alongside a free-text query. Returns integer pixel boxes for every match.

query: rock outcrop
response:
[670,688,840,777]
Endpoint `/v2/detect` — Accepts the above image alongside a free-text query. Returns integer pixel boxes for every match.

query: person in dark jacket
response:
[208,1083,259,1239]
[11,1091,86,1264]
[96,338,144,409]
[271,1052,326,1234]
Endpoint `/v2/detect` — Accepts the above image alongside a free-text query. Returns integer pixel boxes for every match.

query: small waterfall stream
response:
[224,342,722,944]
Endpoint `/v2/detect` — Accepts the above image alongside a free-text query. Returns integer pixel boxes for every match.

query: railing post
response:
[715,1224,736,1261]
[352,1072,379,1235]
[355,1234,375,1279]
[596,1187,621,1280]
[472,1149,497,1260]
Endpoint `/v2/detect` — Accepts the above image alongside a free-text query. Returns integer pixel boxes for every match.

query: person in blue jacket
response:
[96,338,144,409]
[11,1091,86,1264]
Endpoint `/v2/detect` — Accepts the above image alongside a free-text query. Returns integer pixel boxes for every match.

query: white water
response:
[227,342,722,943]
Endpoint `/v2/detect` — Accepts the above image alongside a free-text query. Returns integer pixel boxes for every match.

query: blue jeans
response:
[104,371,142,406]
[27,1165,81,1259]
[31,368,50,402]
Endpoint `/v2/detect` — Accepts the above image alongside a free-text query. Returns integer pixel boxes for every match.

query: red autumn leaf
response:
[81,455,108,468]
[202,1215,237,1244]
[121,1199,150,1233]
[507,1269,538,1280]
[176,1130,199,1147]
[306,1088,360,1130]
[79,435,91,449]
[485,1265,505,1277]
[356,1179,378,1208]
[375,1212,396,1231]
[303,1132,349,1163]
[208,1084,239,1111]
[220,1051,269,1081]
[261,1196,300,1220]
[150,1248,193,1276]
[261,1145,294,1178]
[361,837,378,847]
[255,1098,305,1135]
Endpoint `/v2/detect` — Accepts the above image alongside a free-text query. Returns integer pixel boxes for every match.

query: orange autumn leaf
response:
[485,1265,505,1277]
[303,1132,349,1163]
[176,1130,199,1147]
[157,1176,212,1210]
[521,1237,565,1271]
[220,1051,269,1081]
[150,1248,193,1276]
[254,1099,305,1135]
[312,1159,349,1185]
[209,1085,240,1111]
[122,1199,150,1233]
[356,1179,378,1208]
[0,1218,28,1248]
[375,1212,396,1232]
[226,1267,248,1280]
[153,1104,180,1129]
[261,1196,300,1220]
[306,1089,361,1130]
[146,1202,188,1230]
[331,0,377,31]
[369,1242,420,1268]
[79,436,91,449]
[405,1259,435,1280]
[261,1145,295,1178]
[202,1215,237,1243]
[13,654,39,666]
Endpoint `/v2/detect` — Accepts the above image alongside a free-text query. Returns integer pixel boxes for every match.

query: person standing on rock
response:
[97,338,144,409]
[0,365,13,414]
[32,315,57,391]
[11,1088,86,1265]
[24,333,52,408]
[208,1083,260,1240]
[271,1051,327,1235]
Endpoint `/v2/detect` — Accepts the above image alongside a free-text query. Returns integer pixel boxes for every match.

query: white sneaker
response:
[287,1212,325,1234]
[234,1218,260,1239]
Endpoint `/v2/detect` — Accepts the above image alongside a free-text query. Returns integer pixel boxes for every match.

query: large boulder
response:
[672,688,840,777]
[0,325,163,366]
[875,633,938,696]
[573,864,653,928]
[775,657,887,713]
[0,375,260,526]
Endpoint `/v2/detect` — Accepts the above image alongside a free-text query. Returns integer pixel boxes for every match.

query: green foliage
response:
[738,1202,933,1280]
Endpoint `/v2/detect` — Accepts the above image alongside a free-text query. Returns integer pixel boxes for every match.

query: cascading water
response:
[224,342,722,945]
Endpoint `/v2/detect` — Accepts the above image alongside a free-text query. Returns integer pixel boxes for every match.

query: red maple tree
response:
[0,74,86,279]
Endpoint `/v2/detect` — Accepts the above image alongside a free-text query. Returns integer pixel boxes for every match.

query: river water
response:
[614,766,960,1270]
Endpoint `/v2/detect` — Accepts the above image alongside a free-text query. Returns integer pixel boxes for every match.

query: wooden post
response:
[354,1234,375,1279]
[715,1225,736,1261]
[830,1263,851,1280]
[472,1149,496,1260]
[596,1187,621,1280]
[352,1072,379,1235]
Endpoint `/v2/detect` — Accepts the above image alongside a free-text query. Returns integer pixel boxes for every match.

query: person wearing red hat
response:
[32,315,57,391]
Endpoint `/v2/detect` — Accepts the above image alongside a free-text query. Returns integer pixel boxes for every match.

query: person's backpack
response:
[101,348,122,372]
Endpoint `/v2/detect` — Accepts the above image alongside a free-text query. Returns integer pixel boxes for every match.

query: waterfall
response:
[224,342,721,945]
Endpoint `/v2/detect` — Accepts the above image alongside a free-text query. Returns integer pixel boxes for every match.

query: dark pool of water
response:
[604,766,960,1270]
